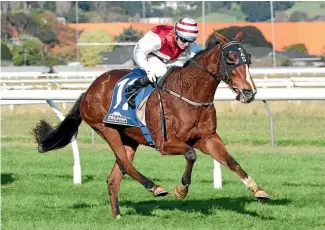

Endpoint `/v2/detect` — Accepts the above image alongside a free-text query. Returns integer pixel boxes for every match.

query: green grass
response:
[2,143,325,230]
[1,101,325,229]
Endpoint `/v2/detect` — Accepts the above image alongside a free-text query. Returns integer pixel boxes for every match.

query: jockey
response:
[125,17,199,108]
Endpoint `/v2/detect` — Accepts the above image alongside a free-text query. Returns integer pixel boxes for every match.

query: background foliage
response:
[10,36,44,66]
[1,41,13,60]
[284,43,309,54]
[1,1,323,65]
[79,30,114,66]
[206,26,273,47]
[115,26,144,43]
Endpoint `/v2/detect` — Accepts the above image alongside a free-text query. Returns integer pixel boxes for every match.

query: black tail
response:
[31,93,84,153]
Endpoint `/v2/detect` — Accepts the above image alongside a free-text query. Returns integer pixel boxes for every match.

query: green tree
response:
[289,11,307,22]
[1,15,13,41]
[79,30,114,66]
[44,54,66,65]
[6,11,57,45]
[273,1,294,11]
[284,43,308,54]
[115,26,143,43]
[78,1,91,11]
[240,2,271,22]
[7,12,37,34]
[206,26,272,47]
[11,36,45,66]
[36,28,57,45]
[65,8,88,23]
[1,41,13,60]
[43,1,56,11]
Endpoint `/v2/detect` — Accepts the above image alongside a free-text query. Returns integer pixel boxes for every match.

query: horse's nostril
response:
[242,89,253,97]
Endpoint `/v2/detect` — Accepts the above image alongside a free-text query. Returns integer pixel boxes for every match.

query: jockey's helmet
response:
[175,17,199,43]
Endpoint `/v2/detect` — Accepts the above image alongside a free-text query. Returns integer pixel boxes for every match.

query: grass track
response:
[2,143,325,230]
[1,101,325,229]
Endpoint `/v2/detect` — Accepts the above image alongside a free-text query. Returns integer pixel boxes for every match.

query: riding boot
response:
[125,75,150,109]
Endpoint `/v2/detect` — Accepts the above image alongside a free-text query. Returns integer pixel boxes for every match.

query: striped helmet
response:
[175,17,199,42]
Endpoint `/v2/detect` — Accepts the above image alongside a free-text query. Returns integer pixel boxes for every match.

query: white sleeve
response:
[133,31,161,72]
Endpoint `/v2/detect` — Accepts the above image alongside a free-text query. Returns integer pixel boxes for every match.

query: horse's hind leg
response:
[95,124,167,216]
[108,144,136,218]
[198,134,269,199]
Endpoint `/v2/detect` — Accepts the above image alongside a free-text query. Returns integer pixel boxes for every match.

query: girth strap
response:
[162,88,213,107]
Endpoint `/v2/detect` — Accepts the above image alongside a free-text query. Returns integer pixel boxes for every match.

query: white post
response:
[213,160,222,189]
[46,100,82,184]
[71,140,81,184]
[92,129,95,144]
[270,0,276,67]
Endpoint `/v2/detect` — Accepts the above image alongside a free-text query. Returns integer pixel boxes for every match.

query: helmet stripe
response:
[176,27,198,34]
[176,23,198,31]
[179,21,198,26]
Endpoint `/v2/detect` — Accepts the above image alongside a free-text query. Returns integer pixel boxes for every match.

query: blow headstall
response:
[220,40,252,83]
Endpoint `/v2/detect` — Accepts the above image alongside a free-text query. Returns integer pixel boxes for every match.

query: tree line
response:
[1,1,300,23]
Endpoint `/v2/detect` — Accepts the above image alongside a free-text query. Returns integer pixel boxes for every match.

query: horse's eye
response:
[226,51,238,65]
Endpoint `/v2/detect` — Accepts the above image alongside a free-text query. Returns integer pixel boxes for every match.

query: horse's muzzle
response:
[236,89,256,103]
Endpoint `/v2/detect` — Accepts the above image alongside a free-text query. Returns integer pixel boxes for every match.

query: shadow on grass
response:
[57,174,95,183]
[71,203,95,209]
[121,197,290,219]
[1,173,15,186]
[282,182,324,188]
[38,174,95,183]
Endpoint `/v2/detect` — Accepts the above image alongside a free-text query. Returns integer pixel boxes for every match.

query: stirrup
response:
[126,87,143,109]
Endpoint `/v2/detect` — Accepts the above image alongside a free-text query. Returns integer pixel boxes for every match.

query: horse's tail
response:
[31,93,84,153]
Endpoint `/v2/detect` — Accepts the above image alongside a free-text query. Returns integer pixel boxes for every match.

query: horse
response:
[31,30,269,218]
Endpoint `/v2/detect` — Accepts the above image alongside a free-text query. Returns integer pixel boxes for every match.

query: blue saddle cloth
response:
[103,68,156,147]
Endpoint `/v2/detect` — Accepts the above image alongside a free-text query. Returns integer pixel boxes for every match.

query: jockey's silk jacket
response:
[133,25,193,73]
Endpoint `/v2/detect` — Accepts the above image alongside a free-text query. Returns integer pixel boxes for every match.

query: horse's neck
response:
[181,47,220,102]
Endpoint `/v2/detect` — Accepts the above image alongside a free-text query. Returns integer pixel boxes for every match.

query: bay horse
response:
[32,30,269,218]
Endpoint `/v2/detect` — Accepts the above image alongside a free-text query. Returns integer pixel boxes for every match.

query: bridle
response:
[189,40,252,84]
[162,39,252,107]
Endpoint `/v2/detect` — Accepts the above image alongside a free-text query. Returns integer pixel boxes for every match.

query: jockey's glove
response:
[146,70,157,82]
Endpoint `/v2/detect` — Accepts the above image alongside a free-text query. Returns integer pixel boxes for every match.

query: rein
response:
[159,40,251,107]
[161,58,221,107]
[188,59,221,82]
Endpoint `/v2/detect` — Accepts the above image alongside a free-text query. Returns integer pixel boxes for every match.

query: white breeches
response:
[147,55,185,78]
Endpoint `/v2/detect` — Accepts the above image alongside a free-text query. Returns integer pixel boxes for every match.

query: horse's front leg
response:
[197,134,269,199]
[160,139,196,200]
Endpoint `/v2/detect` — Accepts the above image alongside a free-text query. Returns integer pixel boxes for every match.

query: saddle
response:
[103,68,157,147]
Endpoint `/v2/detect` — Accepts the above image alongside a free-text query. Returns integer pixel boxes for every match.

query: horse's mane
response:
[163,39,221,79]
[183,39,220,67]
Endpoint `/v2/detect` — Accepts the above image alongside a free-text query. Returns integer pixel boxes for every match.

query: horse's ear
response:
[234,29,244,42]
[213,29,228,45]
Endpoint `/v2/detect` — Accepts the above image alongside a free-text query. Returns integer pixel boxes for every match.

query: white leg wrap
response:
[241,176,258,192]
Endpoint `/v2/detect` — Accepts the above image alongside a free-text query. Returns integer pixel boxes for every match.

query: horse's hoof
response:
[174,184,188,200]
[150,185,168,197]
[254,190,270,200]
[116,215,121,219]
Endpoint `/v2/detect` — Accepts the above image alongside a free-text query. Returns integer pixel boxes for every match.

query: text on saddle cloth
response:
[103,68,156,146]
